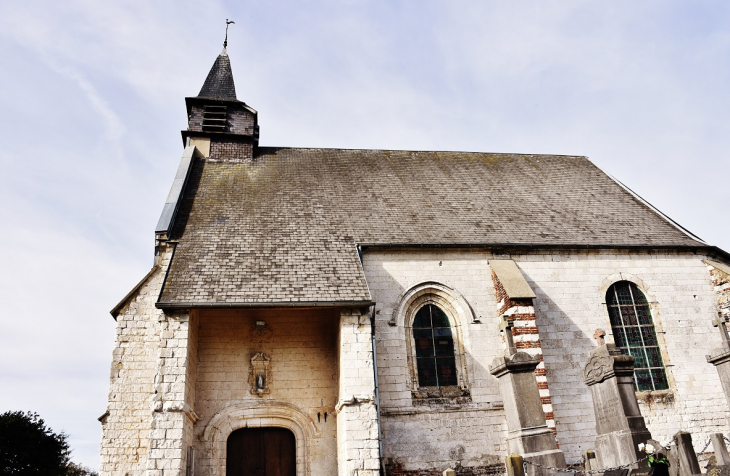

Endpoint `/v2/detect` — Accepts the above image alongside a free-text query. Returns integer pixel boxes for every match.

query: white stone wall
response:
[513,250,729,459]
[191,308,341,476]
[146,310,196,475]
[364,250,508,472]
[336,309,380,476]
[363,248,730,467]
[99,249,173,476]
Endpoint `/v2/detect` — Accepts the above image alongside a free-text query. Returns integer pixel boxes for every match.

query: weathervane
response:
[224,19,235,48]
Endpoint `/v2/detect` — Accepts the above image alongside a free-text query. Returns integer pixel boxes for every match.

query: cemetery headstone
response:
[491,320,566,476]
[673,431,700,476]
[583,338,652,469]
[583,450,597,471]
[708,315,730,417]
[629,468,655,476]
[711,433,730,466]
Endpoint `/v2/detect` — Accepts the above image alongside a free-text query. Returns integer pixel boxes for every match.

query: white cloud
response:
[0,0,728,469]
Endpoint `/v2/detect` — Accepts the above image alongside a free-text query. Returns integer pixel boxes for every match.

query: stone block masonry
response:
[145,310,197,475]
[706,261,730,320]
[100,246,174,476]
[192,307,341,476]
[337,309,381,476]
[362,248,730,466]
[490,268,556,434]
[364,250,509,473]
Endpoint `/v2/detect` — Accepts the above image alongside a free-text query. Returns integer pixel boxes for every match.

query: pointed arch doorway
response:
[226,427,296,476]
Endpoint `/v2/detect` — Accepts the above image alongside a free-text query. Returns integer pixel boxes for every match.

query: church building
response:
[99,45,730,476]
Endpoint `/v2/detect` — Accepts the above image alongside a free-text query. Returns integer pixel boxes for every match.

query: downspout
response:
[370,304,385,476]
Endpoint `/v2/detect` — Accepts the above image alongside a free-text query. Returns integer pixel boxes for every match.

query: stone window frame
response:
[393,282,472,401]
[200,401,319,476]
[599,273,675,397]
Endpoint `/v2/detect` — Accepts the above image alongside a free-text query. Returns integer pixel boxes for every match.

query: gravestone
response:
[707,314,730,414]
[630,468,655,476]
[490,318,565,476]
[584,333,652,469]
[711,433,730,466]
[673,431,700,476]
[707,466,730,476]
[506,454,525,476]
[583,450,597,471]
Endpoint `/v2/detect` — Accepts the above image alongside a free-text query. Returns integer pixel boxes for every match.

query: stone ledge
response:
[382,401,504,416]
[636,389,674,405]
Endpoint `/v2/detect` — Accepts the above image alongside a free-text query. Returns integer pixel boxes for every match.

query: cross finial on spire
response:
[224,19,235,48]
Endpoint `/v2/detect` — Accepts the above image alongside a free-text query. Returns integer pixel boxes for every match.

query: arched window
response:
[413,304,458,387]
[607,281,668,391]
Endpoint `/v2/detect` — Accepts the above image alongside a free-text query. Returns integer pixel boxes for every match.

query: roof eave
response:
[155,300,375,310]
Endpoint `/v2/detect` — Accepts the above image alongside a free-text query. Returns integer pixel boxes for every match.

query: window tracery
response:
[413,304,458,387]
[606,281,668,391]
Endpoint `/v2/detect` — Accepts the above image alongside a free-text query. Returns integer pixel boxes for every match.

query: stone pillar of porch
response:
[146,310,199,476]
[336,309,380,476]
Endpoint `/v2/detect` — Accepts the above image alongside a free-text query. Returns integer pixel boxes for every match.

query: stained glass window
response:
[413,304,458,387]
[607,281,669,391]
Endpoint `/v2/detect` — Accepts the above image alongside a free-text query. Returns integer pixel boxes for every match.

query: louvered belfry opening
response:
[202,105,228,131]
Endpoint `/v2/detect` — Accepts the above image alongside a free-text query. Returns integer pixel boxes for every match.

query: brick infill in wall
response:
[491,271,557,435]
[386,463,505,476]
[209,139,253,161]
[707,264,730,320]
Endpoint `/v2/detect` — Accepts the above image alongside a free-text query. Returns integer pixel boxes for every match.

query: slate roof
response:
[197,49,237,100]
[157,148,704,306]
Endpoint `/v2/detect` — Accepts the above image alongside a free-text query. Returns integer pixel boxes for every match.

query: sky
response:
[0,0,729,470]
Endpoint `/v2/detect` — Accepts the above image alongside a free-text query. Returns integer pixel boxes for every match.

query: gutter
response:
[356,242,730,264]
[155,300,374,310]
[357,242,709,250]
[369,304,385,476]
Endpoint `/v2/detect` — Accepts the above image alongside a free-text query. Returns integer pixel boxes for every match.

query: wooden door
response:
[226,427,296,476]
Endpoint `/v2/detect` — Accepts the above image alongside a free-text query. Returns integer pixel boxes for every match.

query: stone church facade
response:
[99,47,730,476]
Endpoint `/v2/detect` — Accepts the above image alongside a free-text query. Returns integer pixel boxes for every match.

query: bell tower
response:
[182,46,259,160]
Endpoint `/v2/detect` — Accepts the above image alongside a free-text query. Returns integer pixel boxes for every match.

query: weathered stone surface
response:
[361,249,730,468]
[603,470,629,476]
[491,352,565,476]
[673,431,700,476]
[337,309,380,476]
[584,344,651,469]
[711,433,730,466]
[582,450,597,471]
[707,465,730,476]
[506,454,525,476]
[629,468,654,476]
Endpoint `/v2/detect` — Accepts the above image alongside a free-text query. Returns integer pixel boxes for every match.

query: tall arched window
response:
[607,281,669,391]
[413,304,458,387]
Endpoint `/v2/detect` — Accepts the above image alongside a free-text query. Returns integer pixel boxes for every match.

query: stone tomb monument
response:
[584,330,652,469]
[707,314,730,412]
[490,318,566,476]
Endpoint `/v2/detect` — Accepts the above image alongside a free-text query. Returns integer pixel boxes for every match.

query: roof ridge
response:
[254,146,587,157]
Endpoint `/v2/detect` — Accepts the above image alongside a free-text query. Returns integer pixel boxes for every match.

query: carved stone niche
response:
[249,352,272,396]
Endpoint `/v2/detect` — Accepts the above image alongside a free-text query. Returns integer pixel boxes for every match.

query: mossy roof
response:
[157,147,703,305]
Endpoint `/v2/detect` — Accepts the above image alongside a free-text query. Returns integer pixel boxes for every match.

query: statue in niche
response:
[249,352,271,396]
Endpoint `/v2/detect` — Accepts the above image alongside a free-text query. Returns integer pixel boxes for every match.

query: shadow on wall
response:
[515,274,599,463]
[365,253,509,474]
